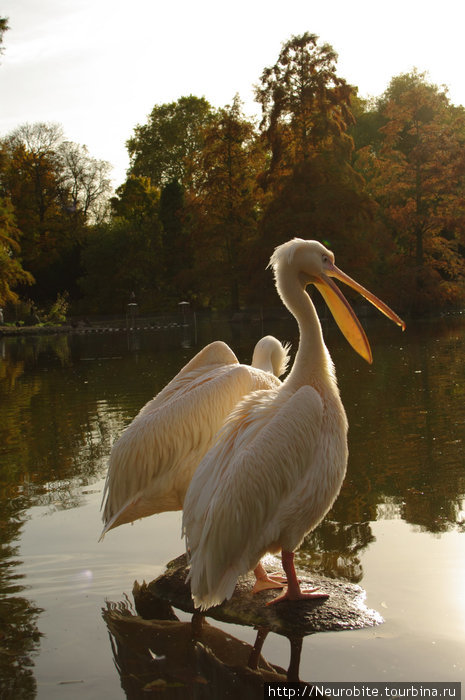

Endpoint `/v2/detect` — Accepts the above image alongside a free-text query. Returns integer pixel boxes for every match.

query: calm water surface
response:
[0,314,464,698]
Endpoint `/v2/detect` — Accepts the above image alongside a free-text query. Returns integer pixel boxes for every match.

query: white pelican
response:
[100,335,289,543]
[183,239,405,609]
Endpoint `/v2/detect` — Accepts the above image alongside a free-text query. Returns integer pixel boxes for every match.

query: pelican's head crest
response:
[268,238,307,274]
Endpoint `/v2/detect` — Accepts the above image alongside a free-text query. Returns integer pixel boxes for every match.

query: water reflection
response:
[0,493,42,698]
[337,317,465,538]
[102,599,311,697]
[0,316,464,694]
[298,520,374,582]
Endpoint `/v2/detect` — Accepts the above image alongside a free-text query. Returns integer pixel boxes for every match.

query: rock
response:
[135,553,383,638]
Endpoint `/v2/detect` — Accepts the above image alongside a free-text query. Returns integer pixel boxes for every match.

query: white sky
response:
[1,0,464,189]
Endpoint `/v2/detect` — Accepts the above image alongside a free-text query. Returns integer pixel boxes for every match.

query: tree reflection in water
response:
[0,495,42,699]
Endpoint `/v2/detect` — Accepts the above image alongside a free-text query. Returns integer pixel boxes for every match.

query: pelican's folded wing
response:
[100,362,280,538]
[183,385,324,610]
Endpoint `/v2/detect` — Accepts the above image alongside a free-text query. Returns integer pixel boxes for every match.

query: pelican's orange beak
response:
[313,263,405,364]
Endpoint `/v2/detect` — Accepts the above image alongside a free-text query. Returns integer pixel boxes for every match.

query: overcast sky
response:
[1,0,464,188]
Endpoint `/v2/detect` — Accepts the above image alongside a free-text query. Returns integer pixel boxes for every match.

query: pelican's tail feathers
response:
[187,559,242,611]
[98,501,127,541]
[99,493,140,540]
[185,532,253,611]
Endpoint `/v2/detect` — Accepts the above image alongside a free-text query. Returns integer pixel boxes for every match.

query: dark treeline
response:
[2,31,465,320]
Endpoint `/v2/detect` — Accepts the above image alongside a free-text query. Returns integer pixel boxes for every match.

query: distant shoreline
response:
[0,324,74,337]
[0,324,135,337]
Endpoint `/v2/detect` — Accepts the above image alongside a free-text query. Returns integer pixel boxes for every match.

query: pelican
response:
[100,335,289,542]
[183,239,405,609]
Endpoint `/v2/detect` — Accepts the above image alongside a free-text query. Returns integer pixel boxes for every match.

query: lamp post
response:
[127,292,138,330]
[178,301,190,327]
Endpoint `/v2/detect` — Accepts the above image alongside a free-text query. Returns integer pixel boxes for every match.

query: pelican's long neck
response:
[276,267,330,389]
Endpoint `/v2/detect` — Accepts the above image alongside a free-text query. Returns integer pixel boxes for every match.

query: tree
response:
[80,176,163,312]
[253,33,375,302]
[1,123,112,303]
[0,195,34,305]
[59,141,112,224]
[80,219,163,314]
[159,179,193,302]
[355,71,465,311]
[0,16,8,57]
[255,32,355,184]
[126,95,213,190]
[187,97,265,309]
[111,175,159,225]
[0,18,35,306]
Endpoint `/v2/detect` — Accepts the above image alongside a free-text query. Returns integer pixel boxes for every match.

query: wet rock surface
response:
[134,553,383,637]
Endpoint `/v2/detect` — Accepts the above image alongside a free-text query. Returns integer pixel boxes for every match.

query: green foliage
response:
[126,95,214,189]
[79,217,163,314]
[111,175,159,223]
[350,95,386,152]
[42,292,69,325]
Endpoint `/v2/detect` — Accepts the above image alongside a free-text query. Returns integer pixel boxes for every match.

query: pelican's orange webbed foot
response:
[266,572,288,583]
[266,550,328,605]
[252,562,285,593]
[252,577,285,593]
[266,587,328,605]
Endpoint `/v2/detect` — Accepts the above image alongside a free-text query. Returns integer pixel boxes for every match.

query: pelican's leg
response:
[252,561,286,593]
[191,611,204,638]
[287,636,303,682]
[247,627,269,669]
[267,551,329,605]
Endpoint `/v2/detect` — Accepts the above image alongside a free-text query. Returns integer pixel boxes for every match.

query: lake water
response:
[0,313,464,698]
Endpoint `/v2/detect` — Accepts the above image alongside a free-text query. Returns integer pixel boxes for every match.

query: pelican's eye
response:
[322,255,330,265]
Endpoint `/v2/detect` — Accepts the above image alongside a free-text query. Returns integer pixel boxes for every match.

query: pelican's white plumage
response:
[100,335,289,539]
[183,239,405,610]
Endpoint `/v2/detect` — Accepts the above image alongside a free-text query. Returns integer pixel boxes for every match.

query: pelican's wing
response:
[100,363,280,538]
[146,341,239,412]
[100,341,238,536]
[183,385,324,610]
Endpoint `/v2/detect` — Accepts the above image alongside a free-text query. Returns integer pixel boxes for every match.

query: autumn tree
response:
[187,97,265,309]
[0,17,33,306]
[355,71,465,311]
[0,194,34,305]
[253,33,376,303]
[1,123,112,304]
[256,32,354,180]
